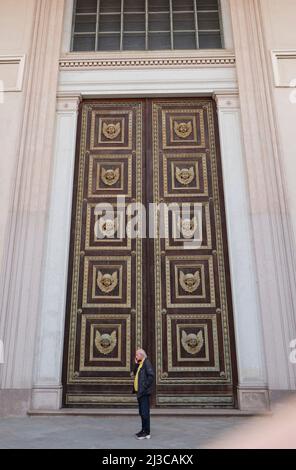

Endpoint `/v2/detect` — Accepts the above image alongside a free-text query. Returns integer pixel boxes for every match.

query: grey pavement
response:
[0,415,266,449]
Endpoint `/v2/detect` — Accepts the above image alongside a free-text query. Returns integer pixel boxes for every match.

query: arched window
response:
[71,0,224,51]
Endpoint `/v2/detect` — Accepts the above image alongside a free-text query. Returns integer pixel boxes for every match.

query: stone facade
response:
[0,0,295,416]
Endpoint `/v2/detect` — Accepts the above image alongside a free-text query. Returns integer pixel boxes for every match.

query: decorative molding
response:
[0,55,26,91]
[271,50,296,87]
[58,61,238,96]
[60,51,236,70]
[213,92,240,109]
[56,93,82,112]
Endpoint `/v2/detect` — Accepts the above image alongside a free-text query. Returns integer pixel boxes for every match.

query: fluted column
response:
[229,0,296,391]
[0,0,66,406]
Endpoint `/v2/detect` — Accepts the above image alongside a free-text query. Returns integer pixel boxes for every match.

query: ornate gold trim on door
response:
[63,98,236,408]
[152,100,234,399]
[64,101,143,392]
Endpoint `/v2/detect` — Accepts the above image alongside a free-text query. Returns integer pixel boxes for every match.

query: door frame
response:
[31,63,269,412]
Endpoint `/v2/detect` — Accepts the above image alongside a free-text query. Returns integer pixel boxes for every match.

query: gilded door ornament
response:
[174,121,193,139]
[177,216,198,239]
[101,167,120,186]
[97,217,118,238]
[179,270,200,293]
[175,166,195,185]
[97,271,118,293]
[181,330,204,355]
[102,122,121,140]
[95,330,117,355]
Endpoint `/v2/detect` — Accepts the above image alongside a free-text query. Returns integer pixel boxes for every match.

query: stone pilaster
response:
[31,93,81,411]
[214,93,269,410]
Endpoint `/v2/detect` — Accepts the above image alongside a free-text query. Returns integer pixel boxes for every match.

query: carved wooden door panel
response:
[149,99,237,407]
[63,100,146,407]
[63,98,237,408]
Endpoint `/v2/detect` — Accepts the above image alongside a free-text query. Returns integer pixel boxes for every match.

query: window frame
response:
[70,0,226,52]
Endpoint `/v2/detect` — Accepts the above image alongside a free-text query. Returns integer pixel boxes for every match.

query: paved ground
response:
[0,415,264,449]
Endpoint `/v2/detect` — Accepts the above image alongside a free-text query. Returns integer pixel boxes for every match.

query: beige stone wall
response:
[0,0,65,415]
[261,0,296,254]
[0,0,35,273]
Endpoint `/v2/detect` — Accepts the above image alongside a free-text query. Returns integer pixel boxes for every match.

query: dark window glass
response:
[99,14,121,32]
[124,14,145,32]
[76,0,97,14]
[149,13,170,32]
[173,0,194,11]
[199,31,222,48]
[173,13,195,31]
[149,32,171,50]
[123,34,146,50]
[73,35,96,51]
[125,0,145,12]
[100,0,121,14]
[174,32,196,49]
[97,34,120,50]
[74,15,96,33]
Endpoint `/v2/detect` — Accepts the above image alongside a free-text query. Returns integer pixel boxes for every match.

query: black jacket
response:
[132,358,155,398]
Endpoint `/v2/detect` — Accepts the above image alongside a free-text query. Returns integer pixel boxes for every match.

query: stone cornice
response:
[59,51,236,70]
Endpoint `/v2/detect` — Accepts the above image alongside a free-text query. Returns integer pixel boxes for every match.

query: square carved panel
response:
[82,256,131,307]
[79,314,131,372]
[166,314,220,372]
[85,203,131,250]
[90,110,133,150]
[162,153,208,197]
[162,109,206,149]
[165,255,216,308]
[88,154,133,198]
[164,202,212,250]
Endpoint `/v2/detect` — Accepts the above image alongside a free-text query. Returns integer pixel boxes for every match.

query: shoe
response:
[135,430,143,437]
[136,431,151,440]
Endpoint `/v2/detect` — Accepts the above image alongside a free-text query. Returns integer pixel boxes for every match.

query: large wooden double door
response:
[63,98,237,408]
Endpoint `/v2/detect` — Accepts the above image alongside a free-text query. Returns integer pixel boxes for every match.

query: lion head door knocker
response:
[175,166,195,186]
[181,330,204,355]
[177,216,198,239]
[97,216,118,239]
[97,270,118,293]
[101,167,120,186]
[174,121,193,139]
[102,122,121,140]
[179,270,200,293]
[95,330,117,355]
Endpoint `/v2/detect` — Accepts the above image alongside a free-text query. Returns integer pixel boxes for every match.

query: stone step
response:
[28,408,271,417]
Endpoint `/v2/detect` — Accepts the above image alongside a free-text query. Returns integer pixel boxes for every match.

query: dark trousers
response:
[137,394,150,434]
